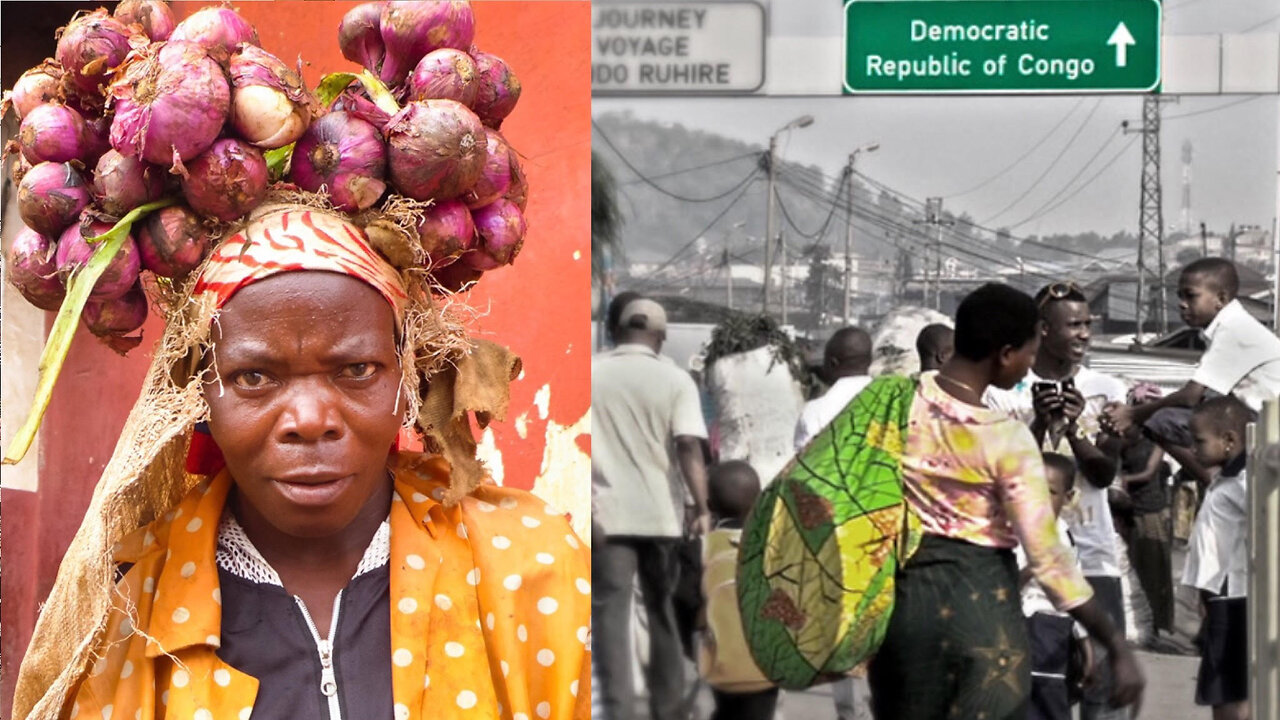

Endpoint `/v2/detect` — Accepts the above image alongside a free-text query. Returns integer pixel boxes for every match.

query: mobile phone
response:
[1061,377,1076,393]
[1032,381,1059,396]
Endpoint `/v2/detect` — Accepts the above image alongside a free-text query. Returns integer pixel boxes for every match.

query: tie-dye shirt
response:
[901,372,1093,611]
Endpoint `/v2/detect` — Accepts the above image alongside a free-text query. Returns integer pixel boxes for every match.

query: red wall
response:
[0,2,590,710]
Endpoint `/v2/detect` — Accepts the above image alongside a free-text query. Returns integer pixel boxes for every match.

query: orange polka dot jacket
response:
[70,453,592,720]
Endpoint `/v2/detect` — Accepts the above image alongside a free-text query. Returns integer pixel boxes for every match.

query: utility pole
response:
[723,246,733,310]
[843,142,878,324]
[762,139,777,315]
[1201,221,1208,258]
[915,197,952,311]
[780,231,789,325]
[1125,96,1171,341]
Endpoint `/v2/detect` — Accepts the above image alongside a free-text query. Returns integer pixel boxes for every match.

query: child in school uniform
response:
[1103,257,1280,482]
[1183,396,1253,720]
[1017,453,1093,720]
[697,460,780,720]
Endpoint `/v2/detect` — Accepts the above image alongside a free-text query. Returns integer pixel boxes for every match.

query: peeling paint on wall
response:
[531,408,591,546]
[475,427,505,486]
[533,384,551,420]
[514,412,529,440]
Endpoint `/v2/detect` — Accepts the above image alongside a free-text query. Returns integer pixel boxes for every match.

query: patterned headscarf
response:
[192,205,409,320]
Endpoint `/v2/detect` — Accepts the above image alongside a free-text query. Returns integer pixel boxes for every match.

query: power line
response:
[981,98,1104,224]
[1010,135,1141,229]
[1164,96,1263,121]
[775,168,849,240]
[592,119,761,203]
[942,97,1087,198]
[630,173,761,290]
[619,152,761,186]
[1242,12,1280,32]
[1004,128,1122,228]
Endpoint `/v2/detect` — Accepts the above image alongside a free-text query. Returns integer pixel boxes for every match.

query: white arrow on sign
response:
[1107,22,1136,67]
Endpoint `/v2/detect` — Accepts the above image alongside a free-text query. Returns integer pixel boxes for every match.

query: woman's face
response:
[204,272,404,541]
[993,333,1040,390]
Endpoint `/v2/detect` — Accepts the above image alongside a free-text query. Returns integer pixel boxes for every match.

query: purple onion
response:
[83,284,148,336]
[378,1,475,87]
[5,226,66,310]
[18,103,87,164]
[462,198,525,270]
[385,99,485,201]
[82,114,112,167]
[406,48,478,105]
[56,9,137,96]
[93,150,166,217]
[136,204,211,278]
[169,6,260,60]
[415,199,474,267]
[462,131,513,208]
[470,49,521,130]
[179,138,269,222]
[289,111,387,212]
[17,162,92,237]
[338,2,386,75]
[504,147,528,210]
[113,0,177,42]
[55,215,142,300]
[109,41,230,170]
[229,43,314,148]
[5,62,65,120]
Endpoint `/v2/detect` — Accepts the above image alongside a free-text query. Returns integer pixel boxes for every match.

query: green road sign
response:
[844,0,1161,94]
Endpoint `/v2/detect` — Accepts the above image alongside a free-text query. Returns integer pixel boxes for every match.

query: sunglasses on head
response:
[1038,281,1084,307]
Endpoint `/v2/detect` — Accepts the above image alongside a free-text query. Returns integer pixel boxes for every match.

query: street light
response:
[763,115,816,320]
[844,141,879,323]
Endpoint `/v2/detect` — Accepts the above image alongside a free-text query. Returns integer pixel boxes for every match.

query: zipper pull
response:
[318,639,338,696]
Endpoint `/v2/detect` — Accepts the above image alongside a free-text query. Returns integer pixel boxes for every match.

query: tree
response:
[591,150,622,281]
[802,243,840,330]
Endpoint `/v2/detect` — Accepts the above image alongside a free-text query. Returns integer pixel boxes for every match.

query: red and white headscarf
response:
[192,205,409,321]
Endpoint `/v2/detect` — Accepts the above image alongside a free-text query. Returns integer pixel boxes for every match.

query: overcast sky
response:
[594,0,1280,239]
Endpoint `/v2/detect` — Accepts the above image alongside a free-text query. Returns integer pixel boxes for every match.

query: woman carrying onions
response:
[866,283,1144,719]
[12,206,590,720]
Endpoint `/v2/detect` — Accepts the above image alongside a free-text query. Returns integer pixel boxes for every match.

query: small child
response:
[1183,396,1253,720]
[1017,452,1092,720]
[697,460,779,720]
[1103,257,1280,481]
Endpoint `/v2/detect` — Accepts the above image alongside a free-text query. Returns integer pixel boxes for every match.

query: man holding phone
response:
[986,282,1130,720]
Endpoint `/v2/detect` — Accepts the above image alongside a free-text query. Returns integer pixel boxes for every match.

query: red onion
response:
[339,2,386,75]
[462,131,513,208]
[18,103,87,164]
[136,204,211,278]
[179,138,269,222]
[330,88,392,129]
[109,41,230,171]
[169,6,260,60]
[385,99,485,201]
[504,148,528,211]
[430,260,482,293]
[229,44,314,149]
[470,49,521,130]
[289,111,387,212]
[83,284,149,336]
[462,198,525,270]
[378,1,475,87]
[18,162,92,237]
[93,150,166,217]
[415,198,474,267]
[406,48,478,105]
[5,226,66,311]
[4,62,65,120]
[113,0,176,42]
[55,215,142,300]
[82,114,112,167]
[56,10,137,96]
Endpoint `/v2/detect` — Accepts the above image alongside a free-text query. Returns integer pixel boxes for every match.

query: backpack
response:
[736,374,921,689]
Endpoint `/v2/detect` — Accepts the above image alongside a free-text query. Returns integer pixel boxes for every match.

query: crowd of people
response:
[592,256,1277,720]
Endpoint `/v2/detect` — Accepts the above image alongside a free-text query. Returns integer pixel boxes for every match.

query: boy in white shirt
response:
[1104,257,1280,482]
[1183,396,1252,719]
